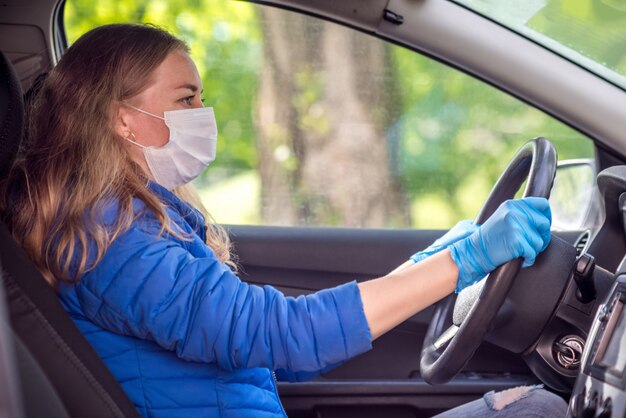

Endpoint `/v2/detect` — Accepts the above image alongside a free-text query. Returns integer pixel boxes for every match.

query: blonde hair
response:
[1,24,233,286]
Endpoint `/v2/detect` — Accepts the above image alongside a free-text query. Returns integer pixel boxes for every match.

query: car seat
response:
[0,51,140,418]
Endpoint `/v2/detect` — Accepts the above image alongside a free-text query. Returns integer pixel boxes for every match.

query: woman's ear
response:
[114,103,133,138]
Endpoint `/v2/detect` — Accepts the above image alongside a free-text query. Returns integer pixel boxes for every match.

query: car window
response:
[64,0,595,229]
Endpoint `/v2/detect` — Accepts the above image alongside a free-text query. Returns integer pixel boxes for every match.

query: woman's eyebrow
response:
[175,83,203,94]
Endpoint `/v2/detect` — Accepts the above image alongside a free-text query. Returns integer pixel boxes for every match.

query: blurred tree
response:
[255,8,408,227]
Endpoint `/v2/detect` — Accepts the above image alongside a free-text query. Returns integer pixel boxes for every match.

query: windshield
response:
[452,0,626,90]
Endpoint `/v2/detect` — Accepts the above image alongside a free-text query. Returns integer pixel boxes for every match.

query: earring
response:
[124,132,146,150]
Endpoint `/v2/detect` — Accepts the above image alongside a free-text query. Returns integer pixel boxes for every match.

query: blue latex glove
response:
[449,197,552,293]
[410,220,478,264]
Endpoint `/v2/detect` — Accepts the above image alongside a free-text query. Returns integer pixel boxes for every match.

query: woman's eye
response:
[181,96,194,106]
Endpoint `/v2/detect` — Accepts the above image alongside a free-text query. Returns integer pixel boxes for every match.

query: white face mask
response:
[125,105,218,190]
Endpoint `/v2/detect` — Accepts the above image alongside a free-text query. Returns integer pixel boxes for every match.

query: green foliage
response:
[458,0,626,86]
[529,0,626,83]
[391,45,593,223]
[293,68,329,136]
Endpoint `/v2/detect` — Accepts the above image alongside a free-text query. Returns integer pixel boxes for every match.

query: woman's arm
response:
[361,197,552,340]
[71,197,549,374]
[360,250,457,340]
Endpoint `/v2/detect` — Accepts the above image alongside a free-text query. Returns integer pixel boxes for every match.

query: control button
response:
[573,253,596,303]
[596,397,612,418]
[598,304,610,322]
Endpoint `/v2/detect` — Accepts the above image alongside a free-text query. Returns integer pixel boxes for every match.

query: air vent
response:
[575,231,591,256]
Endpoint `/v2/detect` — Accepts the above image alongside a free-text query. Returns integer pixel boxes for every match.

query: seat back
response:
[0,269,24,418]
[0,50,24,178]
[0,51,140,418]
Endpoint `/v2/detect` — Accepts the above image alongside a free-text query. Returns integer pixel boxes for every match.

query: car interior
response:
[2,0,626,417]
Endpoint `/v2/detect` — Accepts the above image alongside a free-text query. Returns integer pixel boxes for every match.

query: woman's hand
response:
[450,197,552,293]
[410,220,478,264]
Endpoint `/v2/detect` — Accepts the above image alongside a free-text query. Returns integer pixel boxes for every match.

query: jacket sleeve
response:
[74,218,372,372]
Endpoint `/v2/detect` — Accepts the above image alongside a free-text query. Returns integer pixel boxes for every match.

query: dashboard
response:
[566,166,626,418]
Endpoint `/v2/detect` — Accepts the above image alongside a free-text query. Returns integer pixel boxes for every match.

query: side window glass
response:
[64,1,594,229]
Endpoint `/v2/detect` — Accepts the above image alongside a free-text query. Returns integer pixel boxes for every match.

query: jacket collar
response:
[148,182,207,241]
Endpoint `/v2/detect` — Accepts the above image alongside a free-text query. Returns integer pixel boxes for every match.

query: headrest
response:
[0,52,24,180]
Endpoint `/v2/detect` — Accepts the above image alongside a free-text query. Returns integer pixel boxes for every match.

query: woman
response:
[2,24,566,417]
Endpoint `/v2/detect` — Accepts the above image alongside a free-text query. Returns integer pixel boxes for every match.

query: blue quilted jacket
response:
[57,183,372,417]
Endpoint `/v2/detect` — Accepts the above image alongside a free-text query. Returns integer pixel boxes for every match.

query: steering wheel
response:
[420,137,557,384]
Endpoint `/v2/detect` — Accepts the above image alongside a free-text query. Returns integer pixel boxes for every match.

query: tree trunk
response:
[256,8,408,227]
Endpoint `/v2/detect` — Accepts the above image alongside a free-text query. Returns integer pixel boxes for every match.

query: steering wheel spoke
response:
[433,325,459,350]
[452,277,487,325]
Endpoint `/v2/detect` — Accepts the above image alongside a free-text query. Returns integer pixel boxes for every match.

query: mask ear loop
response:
[123,102,166,121]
